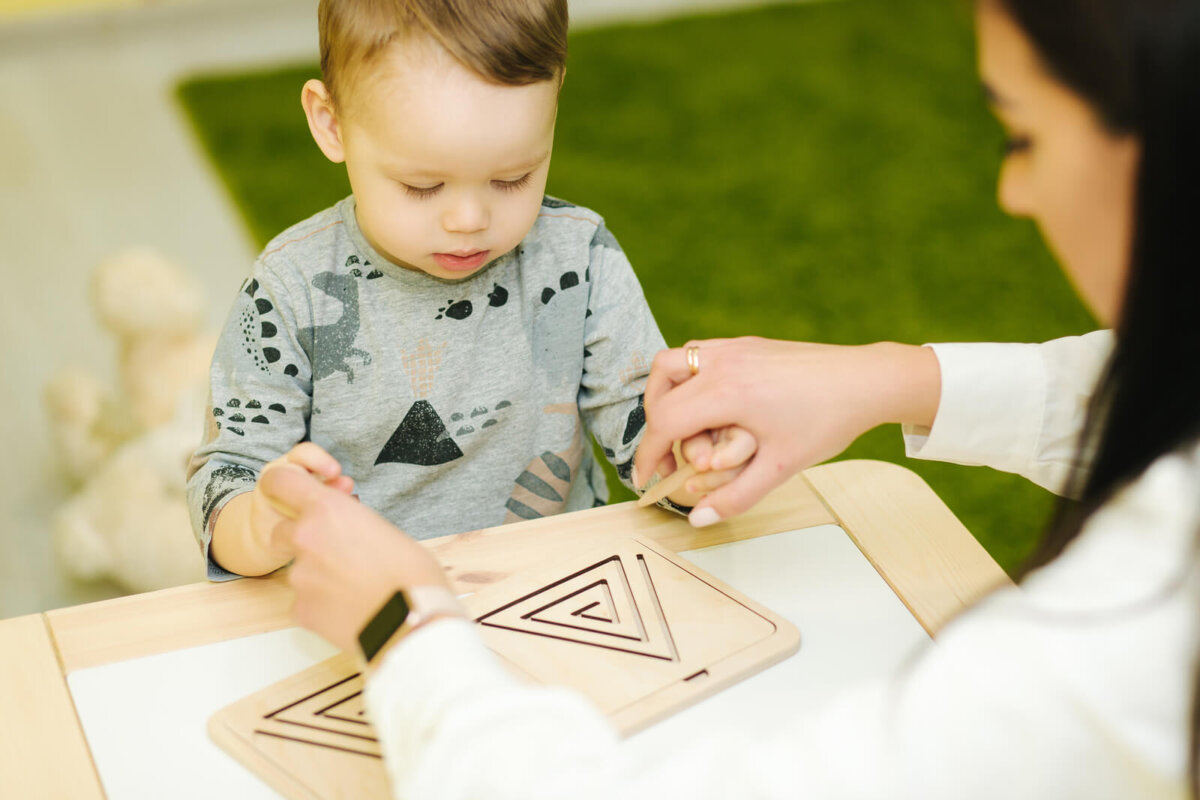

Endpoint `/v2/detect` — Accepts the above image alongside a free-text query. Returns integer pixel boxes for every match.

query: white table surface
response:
[68,523,929,799]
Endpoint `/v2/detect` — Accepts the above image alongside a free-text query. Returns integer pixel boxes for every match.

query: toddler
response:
[187,0,749,580]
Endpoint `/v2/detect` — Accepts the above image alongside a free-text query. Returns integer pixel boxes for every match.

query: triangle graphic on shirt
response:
[374,399,463,467]
[475,554,678,661]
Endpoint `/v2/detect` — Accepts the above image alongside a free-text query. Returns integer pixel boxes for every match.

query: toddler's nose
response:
[442,196,488,234]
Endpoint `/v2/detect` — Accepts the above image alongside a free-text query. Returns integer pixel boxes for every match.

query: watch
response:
[357,586,464,663]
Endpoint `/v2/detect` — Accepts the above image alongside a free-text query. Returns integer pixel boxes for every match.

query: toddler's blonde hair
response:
[318,0,568,107]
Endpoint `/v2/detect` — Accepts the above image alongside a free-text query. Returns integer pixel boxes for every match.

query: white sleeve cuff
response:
[902,334,1113,494]
[364,617,621,800]
[364,619,516,790]
[903,342,1047,477]
[365,617,513,733]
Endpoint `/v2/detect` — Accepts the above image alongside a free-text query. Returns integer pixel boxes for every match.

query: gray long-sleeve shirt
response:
[187,195,667,580]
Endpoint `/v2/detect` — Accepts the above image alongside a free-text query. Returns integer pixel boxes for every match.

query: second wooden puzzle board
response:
[474,538,791,725]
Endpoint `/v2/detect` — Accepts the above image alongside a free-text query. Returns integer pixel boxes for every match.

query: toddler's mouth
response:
[434,250,490,272]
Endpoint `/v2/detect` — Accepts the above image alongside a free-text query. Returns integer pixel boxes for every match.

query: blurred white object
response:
[44,246,212,593]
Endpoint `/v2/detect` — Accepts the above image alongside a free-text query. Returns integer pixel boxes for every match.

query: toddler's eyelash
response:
[403,183,442,199]
[1003,135,1032,156]
[401,174,532,198]
[493,173,533,193]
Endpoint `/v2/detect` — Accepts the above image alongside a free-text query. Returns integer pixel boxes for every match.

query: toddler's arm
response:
[572,220,669,495]
[186,264,318,579]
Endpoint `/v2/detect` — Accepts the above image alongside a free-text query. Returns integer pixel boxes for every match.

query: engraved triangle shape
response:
[476,554,678,661]
[574,603,614,623]
[315,688,368,724]
[529,579,635,638]
[254,673,381,758]
[570,584,617,623]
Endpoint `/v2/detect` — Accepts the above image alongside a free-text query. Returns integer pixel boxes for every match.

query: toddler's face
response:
[338,43,558,281]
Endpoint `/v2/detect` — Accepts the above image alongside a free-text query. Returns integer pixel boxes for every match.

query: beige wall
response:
[0,0,156,20]
[1,0,812,24]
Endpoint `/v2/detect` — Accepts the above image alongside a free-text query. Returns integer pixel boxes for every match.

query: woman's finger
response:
[687,446,796,527]
[268,518,299,559]
[636,374,742,487]
[639,385,744,478]
[643,347,694,410]
[642,339,738,416]
[259,461,332,517]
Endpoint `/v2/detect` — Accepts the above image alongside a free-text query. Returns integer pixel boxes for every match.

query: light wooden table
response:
[0,460,1010,798]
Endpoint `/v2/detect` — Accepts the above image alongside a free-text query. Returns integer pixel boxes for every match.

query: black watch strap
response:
[358,590,410,663]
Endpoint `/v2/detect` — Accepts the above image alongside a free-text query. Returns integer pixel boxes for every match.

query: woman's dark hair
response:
[994,0,1200,790]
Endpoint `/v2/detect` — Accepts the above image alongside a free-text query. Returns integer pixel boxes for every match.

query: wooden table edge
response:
[42,470,834,673]
[802,460,1012,635]
[0,614,106,796]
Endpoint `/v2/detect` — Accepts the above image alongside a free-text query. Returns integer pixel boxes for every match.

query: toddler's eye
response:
[1003,135,1032,157]
[493,173,533,193]
[403,183,442,199]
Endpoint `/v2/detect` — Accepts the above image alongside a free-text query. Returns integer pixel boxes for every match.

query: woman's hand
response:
[259,464,449,654]
[635,338,941,526]
[656,426,759,508]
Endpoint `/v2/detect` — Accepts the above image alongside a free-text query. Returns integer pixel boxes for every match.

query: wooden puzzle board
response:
[208,538,801,800]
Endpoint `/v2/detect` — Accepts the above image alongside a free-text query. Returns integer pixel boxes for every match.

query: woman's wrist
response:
[364,611,462,675]
[868,342,942,429]
[360,585,466,673]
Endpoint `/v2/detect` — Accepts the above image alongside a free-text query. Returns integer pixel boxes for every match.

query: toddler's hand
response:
[664,426,757,508]
[251,443,354,560]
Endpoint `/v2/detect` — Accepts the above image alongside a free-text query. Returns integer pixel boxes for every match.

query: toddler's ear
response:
[301,79,346,164]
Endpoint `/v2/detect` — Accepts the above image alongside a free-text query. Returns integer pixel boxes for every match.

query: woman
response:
[264,0,1200,796]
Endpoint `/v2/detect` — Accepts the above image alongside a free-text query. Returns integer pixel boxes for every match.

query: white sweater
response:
[365,331,1200,799]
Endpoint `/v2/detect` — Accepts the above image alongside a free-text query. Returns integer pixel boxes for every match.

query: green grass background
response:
[176,0,1095,574]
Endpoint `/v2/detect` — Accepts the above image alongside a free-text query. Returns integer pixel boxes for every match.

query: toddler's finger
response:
[680,431,716,472]
[327,475,355,495]
[710,426,758,471]
[684,465,745,495]
[286,442,342,480]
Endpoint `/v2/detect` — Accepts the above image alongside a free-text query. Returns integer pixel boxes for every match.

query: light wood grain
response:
[48,568,295,673]
[471,538,799,735]
[428,472,834,589]
[0,615,105,797]
[209,652,386,800]
[804,460,1012,634]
